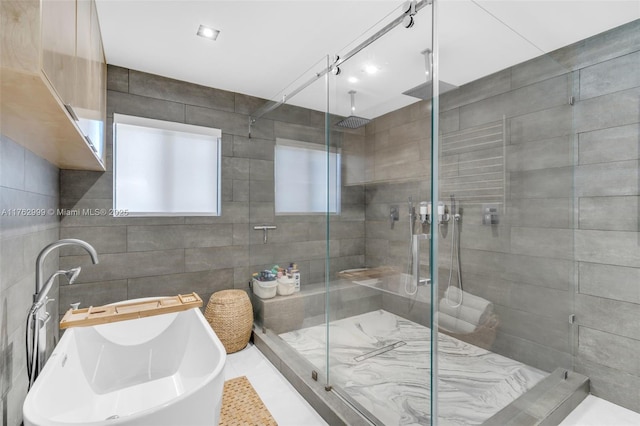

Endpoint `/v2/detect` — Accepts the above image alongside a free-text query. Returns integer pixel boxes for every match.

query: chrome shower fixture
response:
[419,201,430,224]
[336,91,371,129]
[349,90,356,113]
[423,201,451,224]
[422,48,433,78]
[28,238,99,388]
[32,268,81,309]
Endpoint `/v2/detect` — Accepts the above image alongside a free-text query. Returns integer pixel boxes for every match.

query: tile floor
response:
[225,343,327,426]
[280,310,545,425]
[229,344,640,426]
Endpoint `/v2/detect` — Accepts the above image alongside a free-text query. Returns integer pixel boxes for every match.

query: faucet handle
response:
[38,311,51,326]
[70,302,81,310]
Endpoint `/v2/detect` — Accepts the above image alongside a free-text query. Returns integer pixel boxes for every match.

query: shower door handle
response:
[412,234,430,288]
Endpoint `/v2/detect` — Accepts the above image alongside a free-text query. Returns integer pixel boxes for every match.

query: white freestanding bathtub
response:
[23,303,226,426]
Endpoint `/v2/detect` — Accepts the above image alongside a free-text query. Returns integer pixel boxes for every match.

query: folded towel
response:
[438,312,477,334]
[445,287,493,314]
[439,299,491,326]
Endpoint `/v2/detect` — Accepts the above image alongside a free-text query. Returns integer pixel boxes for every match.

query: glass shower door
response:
[325,3,436,424]
[434,1,575,424]
[247,55,336,389]
[248,2,439,423]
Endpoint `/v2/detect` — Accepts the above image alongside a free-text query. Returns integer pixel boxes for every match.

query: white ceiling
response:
[96,0,639,119]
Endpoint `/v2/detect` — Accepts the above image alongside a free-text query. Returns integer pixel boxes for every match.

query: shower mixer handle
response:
[389,205,400,229]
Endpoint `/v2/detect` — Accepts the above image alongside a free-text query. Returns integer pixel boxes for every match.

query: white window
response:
[274,138,341,214]
[113,114,221,216]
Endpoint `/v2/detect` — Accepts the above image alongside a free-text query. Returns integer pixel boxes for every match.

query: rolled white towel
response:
[439,299,490,326]
[445,287,493,315]
[438,312,476,334]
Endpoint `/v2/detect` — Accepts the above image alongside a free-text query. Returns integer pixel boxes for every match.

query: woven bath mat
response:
[220,376,278,426]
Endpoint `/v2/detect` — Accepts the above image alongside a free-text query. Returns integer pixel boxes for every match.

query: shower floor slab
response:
[279,309,546,426]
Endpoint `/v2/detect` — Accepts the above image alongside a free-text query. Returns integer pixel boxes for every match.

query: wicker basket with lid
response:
[204,290,253,354]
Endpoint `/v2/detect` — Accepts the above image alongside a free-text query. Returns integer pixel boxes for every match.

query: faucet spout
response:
[35,239,99,294]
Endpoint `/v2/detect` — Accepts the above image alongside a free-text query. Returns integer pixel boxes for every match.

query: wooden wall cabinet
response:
[1,0,106,171]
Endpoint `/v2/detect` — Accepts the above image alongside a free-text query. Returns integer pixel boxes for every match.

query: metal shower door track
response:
[248,0,432,135]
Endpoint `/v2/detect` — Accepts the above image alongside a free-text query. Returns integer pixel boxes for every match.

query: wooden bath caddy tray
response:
[59,293,203,329]
[338,266,398,281]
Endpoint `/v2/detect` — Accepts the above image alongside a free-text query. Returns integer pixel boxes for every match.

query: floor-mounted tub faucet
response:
[35,239,98,294]
[27,239,99,388]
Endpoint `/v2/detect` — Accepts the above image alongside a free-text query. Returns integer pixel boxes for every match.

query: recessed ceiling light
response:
[364,64,379,75]
[197,25,220,41]
[348,76,359,83]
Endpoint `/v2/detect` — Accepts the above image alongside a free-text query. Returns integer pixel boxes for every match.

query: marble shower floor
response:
[280,309,547,426]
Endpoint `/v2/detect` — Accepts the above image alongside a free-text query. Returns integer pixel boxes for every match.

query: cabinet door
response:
[88,0,106,159]
[41,0,76,104]
[90,0,106,119]
[75,0,92,110]
[74,0,106,161]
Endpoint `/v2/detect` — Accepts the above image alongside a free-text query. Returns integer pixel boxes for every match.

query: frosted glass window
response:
[275,139,341,214]
[113,114,221,216]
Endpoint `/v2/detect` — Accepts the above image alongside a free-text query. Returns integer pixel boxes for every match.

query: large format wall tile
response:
[574,87,640,134]
[578,262,640,304]
[578,123,640,165]
[0,136,59,426]
[551,20,640,72]
[575,294,640,341]
[128,69,235,112]
[579,51,640,100]
[575,160,638,197]
[458,75,569,130]
[575,230,640,267]
[509,105,573,145]
[59,279,128,310]
[107,65,129,93]
[510,227,573,260]
[578,326,640,376]
[510,167,573,199]
[107,90,185,122]
[127,224,233,251]
[59,226,127,255]
[579,196,639,231]
[61,250,186,283]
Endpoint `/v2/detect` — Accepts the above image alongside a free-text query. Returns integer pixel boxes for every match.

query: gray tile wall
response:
[58,66,366,320]
[363,20,640,412]
[572,33,640,410]
[0,136,59,426]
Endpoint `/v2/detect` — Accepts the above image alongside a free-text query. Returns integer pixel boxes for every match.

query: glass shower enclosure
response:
[247,0,583,424]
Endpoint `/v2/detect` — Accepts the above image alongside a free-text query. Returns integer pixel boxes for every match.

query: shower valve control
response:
[389,205,400,229]
[482,204,499,225]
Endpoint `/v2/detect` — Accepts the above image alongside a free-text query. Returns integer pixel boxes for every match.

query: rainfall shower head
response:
[336,90,371,129]
[403,80,458,100]
[336,116,371,129]
[402,48,458,100]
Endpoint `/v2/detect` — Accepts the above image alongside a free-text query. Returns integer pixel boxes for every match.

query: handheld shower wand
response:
[26,267,82,388]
